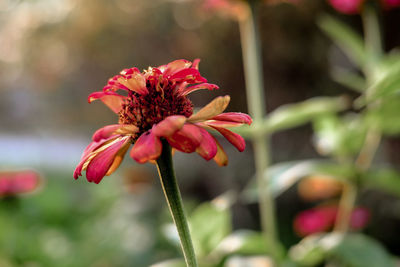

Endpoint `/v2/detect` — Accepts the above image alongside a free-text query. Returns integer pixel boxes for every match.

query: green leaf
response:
[150,259,186,267]
[365,95,400,135]
[331,234,395,267]
[242,160,355,203]
[318,15,366,68]
[330,67,366,92]
[289,233,395,267]
[364,168,400,197]
[189,193,233,257]
[233,96,349,138]
[312,113,367,158]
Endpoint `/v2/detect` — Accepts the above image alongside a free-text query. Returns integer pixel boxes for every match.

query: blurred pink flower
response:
[74,59,252,184]
[0,170,41,197]
[328,0,400,14]
[381,0,400,8]
[328,0,365,14]
[294,205,370,236]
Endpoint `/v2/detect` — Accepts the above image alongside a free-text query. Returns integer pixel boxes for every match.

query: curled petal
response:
[203,120,244,128]
[73,136,117,179]
[212,112,252,125]
[196,128,217,160]
[152,115,187,137]
[130,131,162,163]
[166,124,203,153]
[170,68,207,84]
[92,125,122,142]
[92,124,138,142]
[211,126,246,152]
[118,68,148,95]
[213,137,228,166]
[106,142,130,176]
[179,83,219,96]
[85,137,131,184]
[192,58,200,70]
[159,59,192,76]
[88,91,126,114]
[188,95,230,122]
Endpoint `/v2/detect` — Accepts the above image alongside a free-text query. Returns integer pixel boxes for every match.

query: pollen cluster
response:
[118,81,193,136]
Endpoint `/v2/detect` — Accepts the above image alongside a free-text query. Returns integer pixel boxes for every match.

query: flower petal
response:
[130,131,162,163]
[196,128,217,160]
[159,59,192,76]
[118,68,148,95]
[211,112,252,125]
[106,141,131,176]
[92,125,122,142]
[73,136,117,179]
[179,83,219,96]
[212,137,228,166]
[170,68,207,84]
[88,92,126,114]
[86,137,131,184]
[203,120,244,128]
[188,95,230,122]
[211,126,246,152]
[152,115,187,137]
[166,124,203,153]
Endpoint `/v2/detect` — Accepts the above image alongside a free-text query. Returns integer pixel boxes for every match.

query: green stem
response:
[239,1,280,262]
[335,5,383,233]
[156,140,197,267]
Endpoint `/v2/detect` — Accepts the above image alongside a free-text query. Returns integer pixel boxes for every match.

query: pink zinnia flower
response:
[0,170,41,197]
[74,59,252,184]
[328,0,365,14]
[294,205,370,236]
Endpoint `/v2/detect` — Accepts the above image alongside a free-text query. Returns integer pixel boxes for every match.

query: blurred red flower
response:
[0,170,41,197]
[328,0,400,14]
[74,59,252,184]
[294,205,370,236]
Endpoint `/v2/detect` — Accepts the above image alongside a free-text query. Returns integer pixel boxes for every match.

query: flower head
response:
[0,170,41,197]
[74,59,252,184]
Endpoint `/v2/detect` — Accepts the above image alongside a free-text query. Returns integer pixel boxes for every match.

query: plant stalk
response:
[156,140,197,267]
[239,1,280,261]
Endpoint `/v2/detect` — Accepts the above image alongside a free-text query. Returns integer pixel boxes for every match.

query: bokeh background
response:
[1,0,400,266]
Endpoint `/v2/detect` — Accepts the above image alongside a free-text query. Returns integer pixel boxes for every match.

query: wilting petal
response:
[130,131,162,163]
[106,141,131,175]
[92,125,122,142]
[212,126,246,152]
[152,115,187,137]
[212,112,252,125]
[213,137,228,166]
[192,58,200,70]
[196,128,217,160]
[73,137,115,179]
[203,120,244,128]
[86,137,130,184]
[170,68,207,84]
[159,59,192,76]
[179,83,219,96]
[166,124,203,153]
[88,91,126,114]
[118,68,148,95]
[188,95,230,122]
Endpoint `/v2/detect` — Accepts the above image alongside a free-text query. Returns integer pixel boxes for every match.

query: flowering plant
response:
[74,59,251,184]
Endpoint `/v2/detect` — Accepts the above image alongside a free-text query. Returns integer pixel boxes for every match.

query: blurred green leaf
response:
[318,15,366,68]
[151,258,186,267]
[330,67,366,92]
[364,168,400,197]
[366,95,400,135]
[289,233,395,267]
[189,194,233,257]
[242,160,355,203]
[312,113,367,158]
[234,96,349,138]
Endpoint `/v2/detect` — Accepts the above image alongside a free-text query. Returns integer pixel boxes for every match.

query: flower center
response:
[118,81,193,136]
